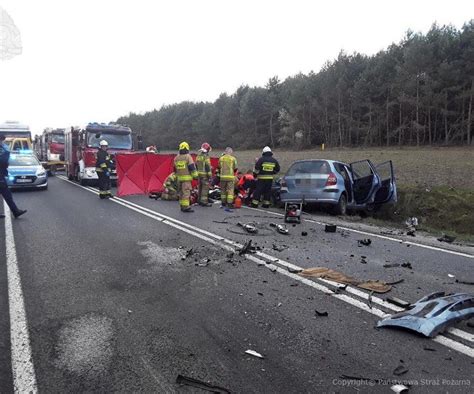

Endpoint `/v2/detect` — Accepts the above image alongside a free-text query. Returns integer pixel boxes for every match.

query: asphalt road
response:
[1,176,473,393]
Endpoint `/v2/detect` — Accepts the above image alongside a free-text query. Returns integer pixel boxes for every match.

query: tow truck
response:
[65,122,136,185]
[34,128,66,175]
[0,121,33,151]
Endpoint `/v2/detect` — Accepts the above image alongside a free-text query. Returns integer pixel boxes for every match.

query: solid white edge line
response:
[57,176,474,357]
[243,206,474,259]
[4,201,38,393]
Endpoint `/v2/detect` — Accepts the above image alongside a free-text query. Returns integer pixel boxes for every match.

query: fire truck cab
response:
[65,122,133,185]
[34,128,66,174]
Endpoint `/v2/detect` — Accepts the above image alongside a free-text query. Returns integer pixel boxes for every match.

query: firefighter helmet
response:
[179,141,190,151]
[262,146,272,154]
[100,140,109,146]
[201,142,211,152]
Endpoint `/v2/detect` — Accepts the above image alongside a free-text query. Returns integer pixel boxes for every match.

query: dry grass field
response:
[231,147,474,190]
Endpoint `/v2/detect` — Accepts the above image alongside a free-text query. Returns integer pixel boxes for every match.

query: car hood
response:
[8,165,43,175]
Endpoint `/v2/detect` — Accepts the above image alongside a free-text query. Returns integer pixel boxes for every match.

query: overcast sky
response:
[0,0,472,134]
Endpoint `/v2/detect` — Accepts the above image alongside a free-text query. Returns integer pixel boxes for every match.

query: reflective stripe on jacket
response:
[218,154,237,181]
[174,153,198,182]
[254,153,280,180]
[196,153,212,177]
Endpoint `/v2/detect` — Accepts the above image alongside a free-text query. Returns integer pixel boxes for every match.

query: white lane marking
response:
[3,201,38,393]
[57,177,474,357]
[244,206,474,259]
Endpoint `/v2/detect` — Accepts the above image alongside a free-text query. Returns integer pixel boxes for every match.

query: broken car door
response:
[349,160,381,206]
[373,160,397,205]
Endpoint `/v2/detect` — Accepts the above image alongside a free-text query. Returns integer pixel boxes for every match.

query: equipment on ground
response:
[284,202,302,224]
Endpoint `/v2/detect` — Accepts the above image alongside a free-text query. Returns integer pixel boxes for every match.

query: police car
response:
[6,151,48,190]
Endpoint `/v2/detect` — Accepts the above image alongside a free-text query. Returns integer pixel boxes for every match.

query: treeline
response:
[117,21,474,149]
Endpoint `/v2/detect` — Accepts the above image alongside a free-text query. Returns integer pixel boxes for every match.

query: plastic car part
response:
[377,292,474,337]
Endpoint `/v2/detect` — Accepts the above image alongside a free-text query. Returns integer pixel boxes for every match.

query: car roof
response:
[289,159,348,166]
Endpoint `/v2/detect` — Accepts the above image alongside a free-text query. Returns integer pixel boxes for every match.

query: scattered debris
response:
[315,310,328,317]
[245,349,264,359]
[238,240,261,256]
[301,231,308,236]
[176,375,230,393]
[405,217,419,227]
[423,345,436,352]
[287,267,303,274]
[360,257,367,264]
[272,244,288,252]
[358,238,372,247]
[238,222,258,234]
[181,248,195,260]
[300,267,392,293]
[406,229,416,237]
[277,302,282,307]
[377,292,474,337]
[257,292,264,296]
[284,202,302,224]
[401,262,412,269]
[269,223,290,235]
[438,234,456,243]
[383,263,401,268]
[386,297,411,309]
[456,279,474,285]
[325,224,337,233]
[393,365,409,376]
[367,291,373,309]
[391,384,409,393]
[448,274,455,278]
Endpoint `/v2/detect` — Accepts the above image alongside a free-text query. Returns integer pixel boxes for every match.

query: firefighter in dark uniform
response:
[251,146,280,208]
[96,140,113,199]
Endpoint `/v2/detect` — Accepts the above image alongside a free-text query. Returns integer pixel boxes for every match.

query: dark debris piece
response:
[393,365,409,376]
[287,267,302,274]
[386,297,411,309]
[301,231,308,236]
[315,310,328,317]
[383,263,400,268]
[176,374,230,393]
[325,224,337,233]
[358,239,372,246]
[401,262,412,269]
[437,234,456,243]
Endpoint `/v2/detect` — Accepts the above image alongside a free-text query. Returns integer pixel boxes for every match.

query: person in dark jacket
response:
[96,140,114,199]
[251,146,280,208]
[0,135,27,218]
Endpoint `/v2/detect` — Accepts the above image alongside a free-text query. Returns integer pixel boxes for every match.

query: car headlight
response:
[36,170,46,177]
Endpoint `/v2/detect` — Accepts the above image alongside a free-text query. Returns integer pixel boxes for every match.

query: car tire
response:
[334,193,347,215]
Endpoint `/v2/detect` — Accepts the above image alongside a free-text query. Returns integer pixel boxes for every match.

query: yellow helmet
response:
[179,141,190,151]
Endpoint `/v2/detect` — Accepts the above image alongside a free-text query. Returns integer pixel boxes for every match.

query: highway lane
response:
[1,176,473,393]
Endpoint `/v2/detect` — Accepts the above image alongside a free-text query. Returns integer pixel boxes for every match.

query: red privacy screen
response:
[116,152,219,197]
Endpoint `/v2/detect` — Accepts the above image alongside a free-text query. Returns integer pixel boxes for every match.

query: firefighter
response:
[251,146,280,208]
[218,147,237,208]
[161,172,179,200]
[196,142,213,206]
[0,135,27,219]
[96,140,113,199]
[174,141,198,212]
[238,170,256,205]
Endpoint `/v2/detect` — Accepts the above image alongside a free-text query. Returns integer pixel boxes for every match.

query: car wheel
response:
[334,193,347,215]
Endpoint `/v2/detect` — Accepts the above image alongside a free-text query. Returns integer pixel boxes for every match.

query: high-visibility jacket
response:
[196,152,212,178]
[164,172,178,192]
[218,154,237,181]
[96,150,114,172]
[173,153,198,182]
[254,153,280,180]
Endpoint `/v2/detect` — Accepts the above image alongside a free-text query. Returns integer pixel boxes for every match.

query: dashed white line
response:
[3,201,38,393]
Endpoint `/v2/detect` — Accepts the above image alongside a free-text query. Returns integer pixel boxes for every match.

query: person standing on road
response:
[174,141,198,212]
[196,142,213,207]
[0,135,27,219]
[218,147,237,208]
[251,146,280,208]
[96,140,113,199]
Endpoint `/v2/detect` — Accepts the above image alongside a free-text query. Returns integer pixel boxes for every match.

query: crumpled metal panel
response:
[377,292,474,337]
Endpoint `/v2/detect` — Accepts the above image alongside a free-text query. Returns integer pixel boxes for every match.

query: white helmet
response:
[262,146,272,154]
[99,140,108,146]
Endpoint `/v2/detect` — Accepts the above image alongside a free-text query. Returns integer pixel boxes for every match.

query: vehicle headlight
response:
[36,169,46,177]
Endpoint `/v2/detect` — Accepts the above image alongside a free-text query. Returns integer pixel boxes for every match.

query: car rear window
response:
[287,161,331,176]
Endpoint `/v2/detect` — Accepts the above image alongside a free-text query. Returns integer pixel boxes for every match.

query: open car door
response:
[349,160,380,205]
[373,161,397,205]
